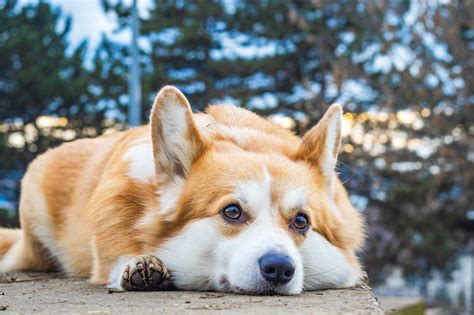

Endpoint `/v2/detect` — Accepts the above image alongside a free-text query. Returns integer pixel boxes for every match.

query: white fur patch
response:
[136,176,186,227]
[107,255,133,291]
[0,239,24,272]
[1,171,59,272]
[27,192,57,258]
[300,231,361,290]
[158,177,185,216]
[281,187,306,213]
[28,202,57,261]
[236,168,272,216]
[219,221,304,295]
[155,216,304,295]
[123,139,154,182]
[154,219,219,290]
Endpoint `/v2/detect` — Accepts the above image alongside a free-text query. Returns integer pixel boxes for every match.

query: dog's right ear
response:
[150,86,207,178]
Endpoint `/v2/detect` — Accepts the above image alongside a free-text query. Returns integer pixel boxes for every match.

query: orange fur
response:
[0,229,21,257]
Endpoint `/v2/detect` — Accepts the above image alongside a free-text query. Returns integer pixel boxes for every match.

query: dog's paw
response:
[120,255,170,291]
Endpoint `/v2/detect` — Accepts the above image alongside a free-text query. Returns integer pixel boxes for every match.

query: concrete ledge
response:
[0,273,382,314]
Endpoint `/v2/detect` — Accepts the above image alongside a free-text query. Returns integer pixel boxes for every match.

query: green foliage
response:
[0,0,107,169]
[0,208,19,228]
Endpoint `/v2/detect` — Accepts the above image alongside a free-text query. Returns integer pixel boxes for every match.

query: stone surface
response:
[0,272,383,314]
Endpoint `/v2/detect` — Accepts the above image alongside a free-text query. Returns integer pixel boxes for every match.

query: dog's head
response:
[149,86,365,295]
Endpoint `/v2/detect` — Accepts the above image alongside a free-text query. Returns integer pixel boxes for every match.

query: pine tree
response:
[0,0,98,168]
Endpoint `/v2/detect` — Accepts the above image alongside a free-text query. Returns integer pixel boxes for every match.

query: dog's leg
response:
[0,230,54,273]
[89,233,171,291]
[106,255,171,291]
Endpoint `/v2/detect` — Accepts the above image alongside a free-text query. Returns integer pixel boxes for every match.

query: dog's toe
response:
[121,255,170,291]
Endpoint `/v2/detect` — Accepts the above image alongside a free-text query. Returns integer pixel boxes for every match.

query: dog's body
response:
[0,87,365,294]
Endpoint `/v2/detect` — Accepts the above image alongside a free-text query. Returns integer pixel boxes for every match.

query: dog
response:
[0,86,365,294]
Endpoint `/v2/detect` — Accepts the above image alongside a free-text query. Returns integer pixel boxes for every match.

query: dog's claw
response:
[120,255,171,291]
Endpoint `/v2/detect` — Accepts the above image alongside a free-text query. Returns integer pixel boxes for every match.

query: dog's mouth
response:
[219,276,291,296]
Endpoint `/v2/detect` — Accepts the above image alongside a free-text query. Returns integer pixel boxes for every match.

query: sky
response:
[17,0,277,60]
[19,0,153,53]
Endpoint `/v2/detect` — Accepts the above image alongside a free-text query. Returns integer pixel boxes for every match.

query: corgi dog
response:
[0,86,365,294]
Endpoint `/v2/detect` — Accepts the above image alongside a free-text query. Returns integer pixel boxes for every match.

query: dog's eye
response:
[292,213,309,232]
[221,204,242,221]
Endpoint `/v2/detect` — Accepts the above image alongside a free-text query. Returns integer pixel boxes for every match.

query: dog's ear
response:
[150,86,207,178]
[296,104,342,186]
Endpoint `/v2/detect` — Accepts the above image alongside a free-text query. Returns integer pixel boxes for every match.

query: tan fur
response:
[0,86,364,286]
[0,229,21,257]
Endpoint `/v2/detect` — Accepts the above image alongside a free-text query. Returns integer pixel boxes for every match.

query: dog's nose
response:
[258,253,295,285]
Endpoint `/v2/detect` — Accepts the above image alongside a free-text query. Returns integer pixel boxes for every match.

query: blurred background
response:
[0,0,472,313]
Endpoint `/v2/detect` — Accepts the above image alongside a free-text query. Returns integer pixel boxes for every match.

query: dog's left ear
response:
[296,104,342,186]
[150,86,207,178]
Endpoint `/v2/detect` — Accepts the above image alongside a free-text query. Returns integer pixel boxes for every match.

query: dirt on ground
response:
[0,272,382,314]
